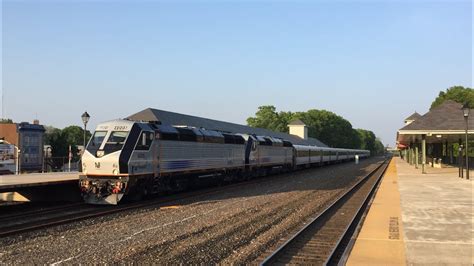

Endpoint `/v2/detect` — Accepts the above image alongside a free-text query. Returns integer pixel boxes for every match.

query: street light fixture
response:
[462,103,470,180]
[81,111,90,154]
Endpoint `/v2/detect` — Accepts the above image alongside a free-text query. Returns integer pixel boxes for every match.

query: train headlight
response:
[113,169,119,176]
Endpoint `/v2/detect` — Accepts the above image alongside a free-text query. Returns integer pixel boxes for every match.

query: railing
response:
[44,156,81,172]
[437,156,474,167]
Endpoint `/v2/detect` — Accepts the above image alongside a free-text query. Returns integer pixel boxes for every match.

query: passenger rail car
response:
[80,119,369,204]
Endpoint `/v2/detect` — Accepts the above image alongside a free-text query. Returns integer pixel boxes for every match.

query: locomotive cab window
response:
[135,131,154,150]
[86,131,107,154]
[103,131,129,155]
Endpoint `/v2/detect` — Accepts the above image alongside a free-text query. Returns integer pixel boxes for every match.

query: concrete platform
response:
[348,157,473,265]
[0,172,80,202]
[0,172,79,191]
[347,158,407,265]
[397,158,473,265]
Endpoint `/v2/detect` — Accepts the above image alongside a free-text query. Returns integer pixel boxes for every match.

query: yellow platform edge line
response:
[347,159,407,266]
[160,205,180,210]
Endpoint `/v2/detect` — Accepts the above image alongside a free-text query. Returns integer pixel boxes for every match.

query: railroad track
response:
[0,164,333,238]
[0,203,104,238]
[0,159,383,241]
[260,158,390,265]
[0,202,85,222]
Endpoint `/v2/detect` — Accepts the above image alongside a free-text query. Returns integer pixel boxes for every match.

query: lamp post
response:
[81,111,90,154]
[459,145,463,178]
[15,148,20,175]
[463,104,470,180]
[43,146,52,173]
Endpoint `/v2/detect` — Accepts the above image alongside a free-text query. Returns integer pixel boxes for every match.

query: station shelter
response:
[397,100,473,174]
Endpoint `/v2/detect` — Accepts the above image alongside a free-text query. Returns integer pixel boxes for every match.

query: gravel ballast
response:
[0,158,384,264]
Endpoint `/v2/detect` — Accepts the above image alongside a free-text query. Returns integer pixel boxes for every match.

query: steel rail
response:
[260,159,389,265]
[334,164,385,266]
[0,202,85,222]
[325,159,389,265]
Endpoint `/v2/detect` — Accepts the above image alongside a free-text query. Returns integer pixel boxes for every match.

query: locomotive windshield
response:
[86,131,107,154]
[103,131,129,154]
[86,130,129,156]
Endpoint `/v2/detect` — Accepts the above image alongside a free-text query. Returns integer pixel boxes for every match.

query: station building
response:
[0,120,46,173]
[396,100,473,173]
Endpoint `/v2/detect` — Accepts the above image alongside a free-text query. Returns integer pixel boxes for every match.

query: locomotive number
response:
[114,126,128,131]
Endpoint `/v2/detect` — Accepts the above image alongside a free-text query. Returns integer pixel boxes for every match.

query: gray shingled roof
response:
[399,100,473,131]
[127,108,328,147]
[404,112,422,121]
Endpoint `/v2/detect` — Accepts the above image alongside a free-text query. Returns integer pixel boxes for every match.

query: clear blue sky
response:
[2,0,472,146]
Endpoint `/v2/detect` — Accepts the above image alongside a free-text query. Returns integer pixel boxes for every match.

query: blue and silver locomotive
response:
[80,119,369,204]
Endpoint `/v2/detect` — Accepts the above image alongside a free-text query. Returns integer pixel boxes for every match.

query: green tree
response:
[374,138,385,155]
[357,129,377,154]
[44,126,58,144]
[0,118,13,124]
[62,125,92,160]
[247,106,363,149]
[45,127,68,169]
[293,109,360,148]
[62,125,89,147]
[247,105,292,132]
[44,125,91,169]
[430,86,474,110]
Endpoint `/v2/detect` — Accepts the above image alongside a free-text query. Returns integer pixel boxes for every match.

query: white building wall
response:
[289,125,308,140]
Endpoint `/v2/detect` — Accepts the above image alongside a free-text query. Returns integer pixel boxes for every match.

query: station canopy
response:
[127,108,328,147]
[397,100,473,146]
